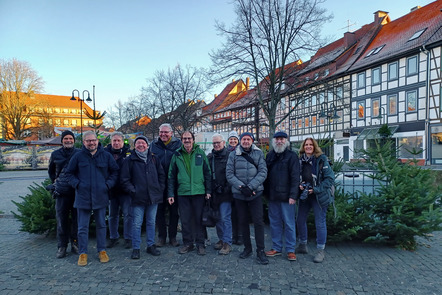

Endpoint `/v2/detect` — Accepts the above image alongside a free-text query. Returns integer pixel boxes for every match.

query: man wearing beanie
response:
[120,135,165,259]
[226,132,268,264]
[65,131,119,266]
[105,132,132,249]
[48,130,80,258]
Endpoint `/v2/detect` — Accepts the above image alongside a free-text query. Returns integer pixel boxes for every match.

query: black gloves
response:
[240,185,254,198]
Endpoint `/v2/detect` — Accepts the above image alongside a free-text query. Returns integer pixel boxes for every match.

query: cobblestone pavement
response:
[0,216,441,295]
[0,171,441,294]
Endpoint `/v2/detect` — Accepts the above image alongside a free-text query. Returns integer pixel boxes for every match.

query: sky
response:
[0,0,435,112]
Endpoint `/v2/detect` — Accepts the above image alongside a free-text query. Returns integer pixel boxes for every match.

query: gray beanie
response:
[134,135,149,145]
[228,130,239,140]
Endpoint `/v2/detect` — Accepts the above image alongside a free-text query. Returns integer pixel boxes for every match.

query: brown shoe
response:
[197,246,206,256]
[218,243,231,255]
[99,250,109,263]
[156,238,166,247]
[178,244,194,254]
[77,254,87,266]
[213,240,223,250]
[287,252,297,261]
[265,249,281,257]
[169,238,180,247]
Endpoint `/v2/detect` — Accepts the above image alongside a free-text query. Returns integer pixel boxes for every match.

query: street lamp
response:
[376,106,386,125]
[71,89,92,136]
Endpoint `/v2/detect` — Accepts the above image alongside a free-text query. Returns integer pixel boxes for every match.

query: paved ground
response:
[0,170,441,294]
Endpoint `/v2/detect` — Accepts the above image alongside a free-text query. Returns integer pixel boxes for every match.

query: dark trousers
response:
[156,193,179,241]
[235,196,265,251]
[178,195,205,247]
[231,200,241,239]
[55,194,77,248]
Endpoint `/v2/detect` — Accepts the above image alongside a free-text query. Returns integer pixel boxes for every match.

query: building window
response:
[311,94,317,106]
[327,91,333,102]
[357,72,365,89]
[372,98,380,118]
[63,119,69,126]
[408,28,426,41]
[406,90,417,113]
[388,62,398,81]
[336,86,343,100]
[407,55,418,76]
[305,117,309,127]
[55,119,61,126]
[319,92,324,104]
[372,67,381,85]
[398,136,423,159]
[72,120,77,127]
[357,101,365,119]
[298,119,302,128]
[312,115,317,126]
[388,94,397,115]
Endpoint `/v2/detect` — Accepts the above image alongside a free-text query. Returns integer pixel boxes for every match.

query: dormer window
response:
[323,69,330,77]
[314,73,319,80]
[408,28,426,41]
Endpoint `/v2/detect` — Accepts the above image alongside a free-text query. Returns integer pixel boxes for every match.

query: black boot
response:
[256,250,269,265]
[131,249,140,259]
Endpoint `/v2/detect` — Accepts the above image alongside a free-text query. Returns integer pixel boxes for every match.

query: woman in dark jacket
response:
[120,135,166,259]
[296,137,334,263]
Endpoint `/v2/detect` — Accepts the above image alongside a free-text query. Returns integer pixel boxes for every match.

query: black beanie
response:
[61,130,75,142]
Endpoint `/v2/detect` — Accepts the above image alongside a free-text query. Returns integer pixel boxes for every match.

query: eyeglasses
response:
[182,137,192,140]
[84,139,97,143]
[159,131,171,134]
[212,141,222,145]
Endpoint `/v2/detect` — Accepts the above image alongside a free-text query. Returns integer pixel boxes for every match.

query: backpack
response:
[318,158,336,217]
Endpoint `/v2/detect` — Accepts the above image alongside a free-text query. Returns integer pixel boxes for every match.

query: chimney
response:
[343,31,356,48]
[246,77,250,90]
[214,94,217,99]
[373,10,390,25]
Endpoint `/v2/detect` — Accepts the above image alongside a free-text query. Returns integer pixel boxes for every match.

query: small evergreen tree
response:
[12,179,56,235]
[357,139,442,250]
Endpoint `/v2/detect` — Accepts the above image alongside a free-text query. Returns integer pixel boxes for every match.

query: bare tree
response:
[210,0,331,139]
[0,58,44,139]
[141,64,209,135]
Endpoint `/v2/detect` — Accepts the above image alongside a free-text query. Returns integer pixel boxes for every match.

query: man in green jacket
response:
[168,131,211,255]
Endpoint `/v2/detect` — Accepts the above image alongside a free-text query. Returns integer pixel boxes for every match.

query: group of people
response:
[48,124,334,267]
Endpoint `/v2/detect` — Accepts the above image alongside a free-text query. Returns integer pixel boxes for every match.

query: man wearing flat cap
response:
[264,131,300,262]
[48,130,80,259]
[226,132,268,264]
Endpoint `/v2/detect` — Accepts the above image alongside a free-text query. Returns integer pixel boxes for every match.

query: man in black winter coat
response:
[105,132,132,249]
[48,130,79,259]
[264,131,300,261]
[150,123,182,247]
[207,134,233,255]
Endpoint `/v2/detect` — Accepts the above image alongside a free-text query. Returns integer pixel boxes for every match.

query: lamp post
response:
[319,102,341,157]
[376,106,386,125]
[71,89,92,136]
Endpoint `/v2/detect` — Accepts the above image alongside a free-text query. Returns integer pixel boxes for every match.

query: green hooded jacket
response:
[168,143,211,197]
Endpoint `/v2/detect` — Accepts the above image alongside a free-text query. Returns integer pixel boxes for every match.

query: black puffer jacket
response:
[150,137,182,173]
[265,148,300,202]
[120,150,166,207]
[48,147,79,195]
[207,147,232,207]
[104,143,131,198]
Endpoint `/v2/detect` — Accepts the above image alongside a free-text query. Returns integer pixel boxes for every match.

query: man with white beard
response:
[264,131,300,261]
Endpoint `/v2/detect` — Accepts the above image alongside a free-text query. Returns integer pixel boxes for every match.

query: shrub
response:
[355,140,442,250]
[12,178,56,235]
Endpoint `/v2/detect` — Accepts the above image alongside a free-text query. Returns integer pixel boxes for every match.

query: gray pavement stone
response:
[1,171,442,294]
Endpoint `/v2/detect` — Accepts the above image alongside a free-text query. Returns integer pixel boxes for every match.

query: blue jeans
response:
[131,204,158,250]
[215,201,232,245]
[268,201,297,253]
[77,207,107,254]
[108,195,132,240]
[296,197,328,249]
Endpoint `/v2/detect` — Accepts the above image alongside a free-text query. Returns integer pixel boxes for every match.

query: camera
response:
[214,184,224,194]
[300,182,312,200]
